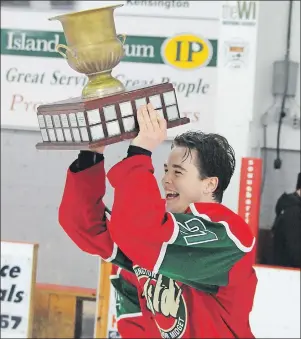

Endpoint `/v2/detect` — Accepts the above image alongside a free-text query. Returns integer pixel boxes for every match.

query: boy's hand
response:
[132,103,167,152]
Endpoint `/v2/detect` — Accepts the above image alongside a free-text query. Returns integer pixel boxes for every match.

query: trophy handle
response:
[56,44,76,59]
[117,34,127,45]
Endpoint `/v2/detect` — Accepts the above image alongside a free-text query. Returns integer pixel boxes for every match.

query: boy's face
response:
[162,146,218,213]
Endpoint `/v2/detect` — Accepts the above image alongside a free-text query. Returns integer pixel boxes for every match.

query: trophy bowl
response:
[49,4,126,99]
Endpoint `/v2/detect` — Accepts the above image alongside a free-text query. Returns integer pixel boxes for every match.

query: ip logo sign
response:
[161,33,213,70]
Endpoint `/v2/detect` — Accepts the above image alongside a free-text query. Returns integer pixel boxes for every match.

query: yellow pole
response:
[94,259,112,338]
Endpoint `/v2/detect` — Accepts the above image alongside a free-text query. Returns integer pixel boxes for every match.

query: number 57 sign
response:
[1,241,38,338]
[1,315,22,332]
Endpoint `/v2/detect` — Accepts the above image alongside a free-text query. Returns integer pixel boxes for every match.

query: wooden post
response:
[94,259,112,338]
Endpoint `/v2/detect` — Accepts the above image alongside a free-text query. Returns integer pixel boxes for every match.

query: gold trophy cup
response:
[49,4,126,99]
[36,4,189,150]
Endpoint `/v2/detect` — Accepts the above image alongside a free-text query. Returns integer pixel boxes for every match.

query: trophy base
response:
[35,82,190,150]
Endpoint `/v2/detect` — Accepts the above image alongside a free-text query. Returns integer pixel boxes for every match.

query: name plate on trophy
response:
[36,83,189,150]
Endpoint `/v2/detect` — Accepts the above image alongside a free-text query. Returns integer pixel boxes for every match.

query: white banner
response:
[214,0,260,212]
[1,5,218,137]
[1,241,38,338]
[77,1,220,20]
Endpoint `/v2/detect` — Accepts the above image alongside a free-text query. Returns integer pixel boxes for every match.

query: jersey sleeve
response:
[58,156,133,272]
[107,155,255,287]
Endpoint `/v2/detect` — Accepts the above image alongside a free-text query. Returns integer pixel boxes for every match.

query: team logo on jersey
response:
[133,266,187,338]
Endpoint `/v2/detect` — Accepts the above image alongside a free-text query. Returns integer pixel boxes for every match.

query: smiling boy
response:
[59,104,257,338]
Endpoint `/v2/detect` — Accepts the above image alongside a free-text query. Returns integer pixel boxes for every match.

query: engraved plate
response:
[90,124,104,141]
[135,97,147,109]
[72,128,81,142]
[166,105,179,121]
[87,109,101,125]
[48,129,57,142]
[64,129,73,142]
[69,113,77,127]
[56,128,64,141]
[123,117,135,132]
[77,112,86,127]
[163,91,176,106]
[53,115,61,128]
[149,95,162,109]
[104,105,117,121]
[107,121,121,136]
[38,115,45,128]
[80,127,90,142]
[119,101,133,117]
[45,115,53,128]
[60,114,69,128]
[40,129,48,142]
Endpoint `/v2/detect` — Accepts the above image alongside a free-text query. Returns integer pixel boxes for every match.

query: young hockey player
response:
[59,103,257,338]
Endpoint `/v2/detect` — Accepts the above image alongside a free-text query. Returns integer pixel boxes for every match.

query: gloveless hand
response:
[131,103,167,152]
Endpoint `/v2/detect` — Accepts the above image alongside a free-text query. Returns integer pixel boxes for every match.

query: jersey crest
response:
[133,266,188,338]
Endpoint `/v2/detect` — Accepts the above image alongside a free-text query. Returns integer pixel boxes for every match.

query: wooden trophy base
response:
[35,82,190,150]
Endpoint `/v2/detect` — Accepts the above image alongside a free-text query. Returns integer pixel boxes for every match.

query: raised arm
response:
[58,151,133,272]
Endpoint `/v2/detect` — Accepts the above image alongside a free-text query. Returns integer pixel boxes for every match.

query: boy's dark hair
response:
[172,131,236,203]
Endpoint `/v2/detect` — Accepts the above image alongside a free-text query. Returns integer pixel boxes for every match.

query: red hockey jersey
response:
[59,155,257,338]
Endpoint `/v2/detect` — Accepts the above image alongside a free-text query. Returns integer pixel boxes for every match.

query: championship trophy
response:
[35,4,189,150]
